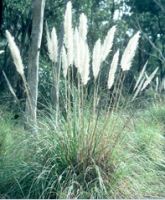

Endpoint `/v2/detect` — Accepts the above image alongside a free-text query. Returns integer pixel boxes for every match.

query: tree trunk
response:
[0,0,3,35]
[25,0,46,132]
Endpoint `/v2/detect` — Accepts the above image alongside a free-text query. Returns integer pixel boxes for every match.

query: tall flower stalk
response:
[111,31,141,112]
[46,23,60,125]
[5,30,32,114]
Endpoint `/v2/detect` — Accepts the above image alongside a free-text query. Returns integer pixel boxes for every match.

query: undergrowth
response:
[0,103,164,198]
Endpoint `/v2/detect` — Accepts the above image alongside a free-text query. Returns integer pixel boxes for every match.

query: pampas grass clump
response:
[3,1,164,199]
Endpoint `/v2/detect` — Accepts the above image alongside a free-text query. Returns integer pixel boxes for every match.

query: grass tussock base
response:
[0,104,164,199]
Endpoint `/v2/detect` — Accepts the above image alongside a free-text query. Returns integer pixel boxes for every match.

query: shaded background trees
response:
[1,0,165,108]
[124,0,165,79]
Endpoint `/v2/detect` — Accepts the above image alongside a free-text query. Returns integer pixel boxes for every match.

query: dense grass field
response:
[0,100,164,199]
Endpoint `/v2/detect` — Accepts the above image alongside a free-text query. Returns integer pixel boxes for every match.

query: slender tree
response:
[25,0,46,132]
[0,0,3,35]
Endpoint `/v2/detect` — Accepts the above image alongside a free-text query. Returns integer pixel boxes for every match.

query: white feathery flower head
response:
[77,36,85,75]
[92,39,102,79]
[46,25,58,63]
[108,49,120,89]
[79,13,88,41]
[51,27,58,63]
[134,61,148,91]
[62,46,68,78]
[141,67,158,91]
[81,42,90,85]
[6,30,24,76]
[64,1,72,48]
[46,22,51,52]
[66,32,74,66]
[74,28,81,70]
[121,31,140,71]
[155,76,159,92]
[132,76,145,101]
[64,1,74,66]
[144,72,149,79]
[101,25,116,62]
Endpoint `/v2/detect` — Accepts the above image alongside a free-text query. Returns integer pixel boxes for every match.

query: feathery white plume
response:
[101,25,116,62]
[144,72,149,79]
[6,30,24,76]
[108,49,120,89]
[74,27,90,84]
[62,46,68,78]
[73,28,81,70]
[132,76,145,101]
[64,1,74,66]
[141,67,159,91]
[121,31,140,71]
[92,39,102,79]
[77,36,85,75]
[81,42,90,85]
[79,13,88,41]
[51,27,58,62]
[155,76,159,92]
[46,22,51,53]
[46,25,58,63]
[134,61,148,91]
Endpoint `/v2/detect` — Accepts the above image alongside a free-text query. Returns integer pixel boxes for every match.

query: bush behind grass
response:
[0,104,164,198]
